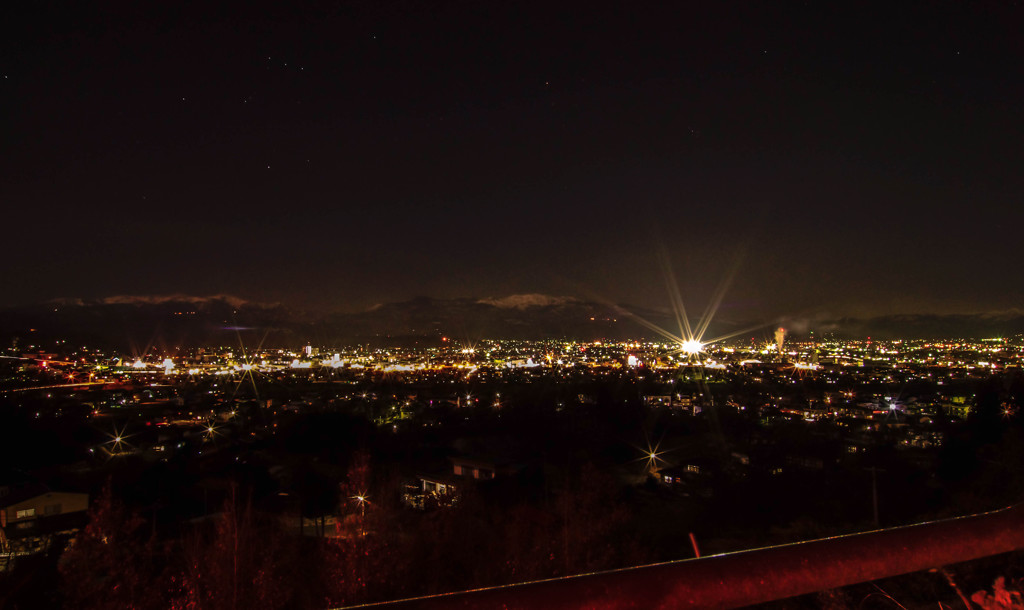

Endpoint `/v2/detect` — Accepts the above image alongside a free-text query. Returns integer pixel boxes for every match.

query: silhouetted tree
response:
[555,462,637,575]
[322,450,406,606]
[169,486,300,610]
[60,481,159,610]
[970,376,1004,443]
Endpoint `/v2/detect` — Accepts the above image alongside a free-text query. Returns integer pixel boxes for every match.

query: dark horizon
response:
[3,292,1024,355]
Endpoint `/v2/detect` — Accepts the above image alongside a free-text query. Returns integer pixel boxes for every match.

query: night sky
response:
[4,1,1023,321]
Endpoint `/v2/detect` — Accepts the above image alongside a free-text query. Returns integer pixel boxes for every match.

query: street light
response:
[352,494,368,536]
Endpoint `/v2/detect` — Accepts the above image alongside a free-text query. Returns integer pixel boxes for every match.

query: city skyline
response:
[4,2,1024,319]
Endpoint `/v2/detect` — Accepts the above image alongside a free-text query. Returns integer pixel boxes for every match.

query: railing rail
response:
[347,503,1024,609]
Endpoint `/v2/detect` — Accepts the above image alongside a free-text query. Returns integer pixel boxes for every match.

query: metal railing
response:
[349,502,1024,609]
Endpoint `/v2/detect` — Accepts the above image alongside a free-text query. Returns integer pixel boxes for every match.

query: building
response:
[0,479,88,561]
[404,455,523,509]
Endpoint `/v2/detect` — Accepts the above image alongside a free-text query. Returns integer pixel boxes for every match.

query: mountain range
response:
[1,295,1022,352]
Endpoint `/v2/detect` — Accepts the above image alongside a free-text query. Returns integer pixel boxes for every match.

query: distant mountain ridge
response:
[0,295,296,352]
[311,295,663,346]
[817,312,1024,341]
[45,294,259,309]
[1,294,1022,350]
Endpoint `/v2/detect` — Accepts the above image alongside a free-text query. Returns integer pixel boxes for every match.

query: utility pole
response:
[866,467,885,526]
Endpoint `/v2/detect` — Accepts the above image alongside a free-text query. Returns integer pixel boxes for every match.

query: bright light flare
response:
[610,249,768,364]
[681,339,704,355]
[642,448,664,473]
[105,425,132,455]
[632,435,670,474]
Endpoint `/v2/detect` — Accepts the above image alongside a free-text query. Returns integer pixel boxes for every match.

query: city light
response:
[681,340,703,355]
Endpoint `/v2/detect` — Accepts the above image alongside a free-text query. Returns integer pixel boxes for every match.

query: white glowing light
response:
[681,340,704,355]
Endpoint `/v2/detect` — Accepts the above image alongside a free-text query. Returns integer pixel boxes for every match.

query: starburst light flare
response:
[230,326,270,402]
[681,339,704,355]
[615,249,772,363]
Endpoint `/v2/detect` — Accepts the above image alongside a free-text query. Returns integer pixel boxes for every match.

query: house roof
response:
[0,482,51,510]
